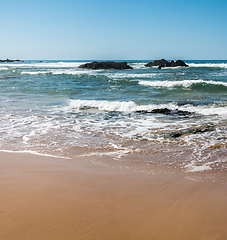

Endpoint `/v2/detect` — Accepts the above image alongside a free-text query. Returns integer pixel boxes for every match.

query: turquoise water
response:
[0,60,227,179]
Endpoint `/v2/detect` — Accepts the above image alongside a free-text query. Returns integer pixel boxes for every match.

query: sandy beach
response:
[0,152,226,240]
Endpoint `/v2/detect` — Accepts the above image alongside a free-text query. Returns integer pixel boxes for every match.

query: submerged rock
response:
[151,108,172,114]
[136,108,192,116]
[78,61,133,70]
[145,59,188,69]
[169,123,215,138]
[136,108,171,114]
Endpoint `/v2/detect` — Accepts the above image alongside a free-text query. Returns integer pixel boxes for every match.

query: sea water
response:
[0,60,227,181]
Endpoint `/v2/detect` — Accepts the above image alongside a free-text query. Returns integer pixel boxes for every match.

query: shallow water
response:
[0,60,227,182]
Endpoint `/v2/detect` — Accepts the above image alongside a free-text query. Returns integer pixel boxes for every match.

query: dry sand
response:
[0,152,226,240]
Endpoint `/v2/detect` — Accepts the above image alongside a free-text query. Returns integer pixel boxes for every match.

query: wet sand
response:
[0,152,226,240]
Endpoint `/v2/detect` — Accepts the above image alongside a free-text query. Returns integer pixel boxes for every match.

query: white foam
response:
[77,149,130,159]
[67,99,138,112]
[51,69,91,75]
[130,62,147,69]
[139,79,227,88]
[188,63,227,68]
[0,61,85,69]
[66,99,227,118]
[109,72,157,79]
[65,99,180,114]
[0,67,8,71]
[178,104,227,117]
[22,130,36,144]
[21,71,48,75]
[0,149,71,159]
[185,163,212,172]
[20,69,92,75]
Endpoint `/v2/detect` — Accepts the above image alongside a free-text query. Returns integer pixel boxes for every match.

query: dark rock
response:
[0,59,23,62]
[170,132,182,138]
[135,108,192,116]
[172,60,188,67]
[78,61,133,70]
[145,59,188,69]
[169,123,215,138]
[151,108,172,114]
[171,110,192,116]
[217,137,227,140]
[191,124,215,134]
[145,59,170,68]
[135,108,171,114]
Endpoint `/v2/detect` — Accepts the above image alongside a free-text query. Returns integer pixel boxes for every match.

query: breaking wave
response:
[139,79,227,89]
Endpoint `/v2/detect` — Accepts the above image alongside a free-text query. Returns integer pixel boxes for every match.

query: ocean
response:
[0,60,227,182]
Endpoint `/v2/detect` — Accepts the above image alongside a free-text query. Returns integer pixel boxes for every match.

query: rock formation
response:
[78,61,133,70]
[145,59,188,69]
[0,59,23,62]
[169,123,215,138]
[136,108,192,116]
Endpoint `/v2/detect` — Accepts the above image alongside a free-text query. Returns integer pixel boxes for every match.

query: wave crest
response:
[139,79,227,88]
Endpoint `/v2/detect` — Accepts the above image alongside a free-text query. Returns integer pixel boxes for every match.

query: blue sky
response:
[1,0,227,60]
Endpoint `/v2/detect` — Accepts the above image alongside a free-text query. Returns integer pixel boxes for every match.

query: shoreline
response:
[0,152,226,240]
[1,59,227,186]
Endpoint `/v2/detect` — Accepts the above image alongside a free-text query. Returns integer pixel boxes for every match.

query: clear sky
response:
[1,0,227,60]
